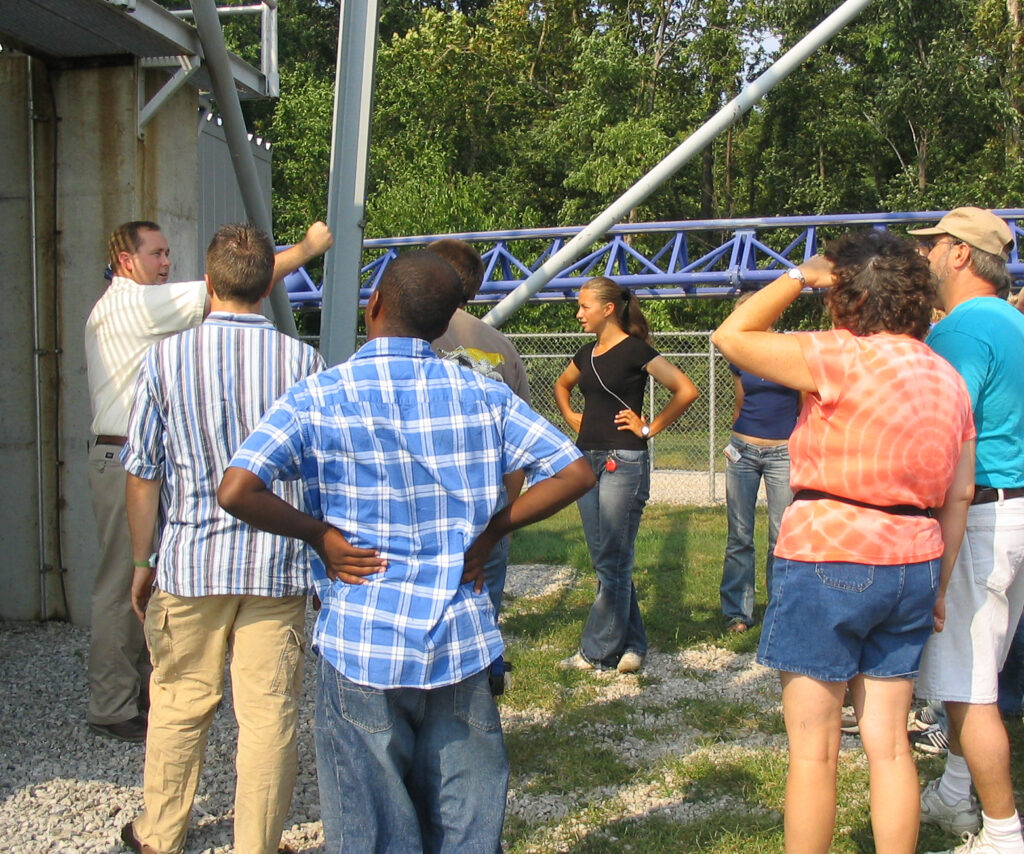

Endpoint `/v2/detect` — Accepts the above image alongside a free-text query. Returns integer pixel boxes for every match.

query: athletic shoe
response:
[910,724,950,755]
[617,652,644,674]
[920,779,981,836]
[558,652,595,671]
[840,706,859,734]
[910,704,940,732]
[924,830,999,854]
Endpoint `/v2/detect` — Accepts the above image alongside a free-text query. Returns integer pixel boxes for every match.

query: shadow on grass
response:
[504,754,784,853]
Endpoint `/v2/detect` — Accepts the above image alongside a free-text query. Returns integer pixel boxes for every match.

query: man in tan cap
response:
[909,208,1024,854]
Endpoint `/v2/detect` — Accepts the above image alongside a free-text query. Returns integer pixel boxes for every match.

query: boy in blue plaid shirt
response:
[220,251,594,853]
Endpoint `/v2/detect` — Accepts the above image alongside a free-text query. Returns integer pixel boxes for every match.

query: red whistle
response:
[605,457,617,472]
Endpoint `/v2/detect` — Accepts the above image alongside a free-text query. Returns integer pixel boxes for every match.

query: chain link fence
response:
[511,331,733,506]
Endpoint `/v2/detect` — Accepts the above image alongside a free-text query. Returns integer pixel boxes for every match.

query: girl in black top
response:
[554,276,698,672]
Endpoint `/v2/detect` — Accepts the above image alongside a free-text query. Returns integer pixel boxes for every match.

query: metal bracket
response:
[137,55,201,138]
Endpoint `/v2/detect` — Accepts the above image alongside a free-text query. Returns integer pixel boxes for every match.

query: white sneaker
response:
[558,652,595,671]
[616,652,644,673]
[924,830,999,854]
[920,778,981,835]
[910,704,941,732]
[840,706,859,734]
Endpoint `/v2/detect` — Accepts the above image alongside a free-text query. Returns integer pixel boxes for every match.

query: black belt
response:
[95,434,127,446]
[793,489,932,517]
[972,486,1024,505]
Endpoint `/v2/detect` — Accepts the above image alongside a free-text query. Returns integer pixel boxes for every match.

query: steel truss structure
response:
[284,210,1024,310]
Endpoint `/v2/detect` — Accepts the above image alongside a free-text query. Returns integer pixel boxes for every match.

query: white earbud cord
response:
[590,345,634,413]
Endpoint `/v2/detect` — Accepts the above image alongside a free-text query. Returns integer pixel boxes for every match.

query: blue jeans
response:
[758,558,939,680]
[314,655,508,853]
[577,448,650,668]
[720,437,792,626]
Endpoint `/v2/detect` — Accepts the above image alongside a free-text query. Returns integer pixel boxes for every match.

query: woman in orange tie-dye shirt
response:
[712,230,976,854]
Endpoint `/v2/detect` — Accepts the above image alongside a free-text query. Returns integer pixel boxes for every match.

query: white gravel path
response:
[0,565,789,853]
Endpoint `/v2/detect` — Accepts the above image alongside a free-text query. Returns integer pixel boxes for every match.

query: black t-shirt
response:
[572,336,660,451]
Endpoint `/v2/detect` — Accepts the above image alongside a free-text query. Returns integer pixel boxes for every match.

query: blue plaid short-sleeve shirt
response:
[228,337,581,689]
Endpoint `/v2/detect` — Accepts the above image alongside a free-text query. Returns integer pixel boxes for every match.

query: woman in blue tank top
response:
[720,293,801,633]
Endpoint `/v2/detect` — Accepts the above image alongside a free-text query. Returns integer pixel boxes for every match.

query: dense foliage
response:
[217,0,1024,329]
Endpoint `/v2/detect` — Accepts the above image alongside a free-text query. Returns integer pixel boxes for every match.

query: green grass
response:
[498,505,1024,853]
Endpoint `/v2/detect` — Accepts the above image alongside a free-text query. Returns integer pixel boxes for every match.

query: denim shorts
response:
[757,557,939,681]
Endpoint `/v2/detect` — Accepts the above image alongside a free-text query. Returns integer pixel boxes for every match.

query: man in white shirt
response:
[84,219,331,741]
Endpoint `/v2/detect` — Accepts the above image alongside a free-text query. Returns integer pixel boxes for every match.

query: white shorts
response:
[917,497,1024,704]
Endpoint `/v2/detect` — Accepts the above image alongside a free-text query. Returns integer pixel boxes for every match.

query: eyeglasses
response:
[917,237,962,255]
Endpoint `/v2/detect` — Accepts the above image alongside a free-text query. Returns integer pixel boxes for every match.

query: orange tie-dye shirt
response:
[774,329,975,565]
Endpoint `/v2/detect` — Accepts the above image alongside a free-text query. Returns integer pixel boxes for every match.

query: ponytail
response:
[582,276,650,342]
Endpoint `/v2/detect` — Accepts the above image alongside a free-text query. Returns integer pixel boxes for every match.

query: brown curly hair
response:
[824,230,936,340]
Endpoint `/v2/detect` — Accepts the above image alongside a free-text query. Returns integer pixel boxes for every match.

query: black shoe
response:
[89,714,147,743]
[120,822,142,853]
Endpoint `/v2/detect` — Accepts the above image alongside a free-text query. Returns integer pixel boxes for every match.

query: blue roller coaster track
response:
[283,209,1024,309]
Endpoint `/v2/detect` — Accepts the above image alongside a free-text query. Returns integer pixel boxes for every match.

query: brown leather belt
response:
[972,486,1024,505]
[95,434,127,446]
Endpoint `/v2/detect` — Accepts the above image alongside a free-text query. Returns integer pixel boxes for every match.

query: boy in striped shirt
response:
[119,224,326,854]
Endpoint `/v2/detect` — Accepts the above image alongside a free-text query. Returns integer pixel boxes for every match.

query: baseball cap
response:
[908,207,1013,260]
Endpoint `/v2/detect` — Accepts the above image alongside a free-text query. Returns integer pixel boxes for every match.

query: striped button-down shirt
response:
[228,337,582,689]
[122,312,325,597]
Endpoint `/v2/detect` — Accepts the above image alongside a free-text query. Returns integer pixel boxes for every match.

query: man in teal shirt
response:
[913,208,1024,854]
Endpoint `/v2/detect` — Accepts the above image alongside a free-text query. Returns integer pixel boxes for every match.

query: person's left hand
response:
[614,408,648,437]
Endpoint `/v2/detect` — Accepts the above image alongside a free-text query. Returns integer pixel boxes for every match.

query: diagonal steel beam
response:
[481,0,875,328]
[188,0,296,336]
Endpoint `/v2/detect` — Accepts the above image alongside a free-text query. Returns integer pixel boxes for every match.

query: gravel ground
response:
[0,565,786,853]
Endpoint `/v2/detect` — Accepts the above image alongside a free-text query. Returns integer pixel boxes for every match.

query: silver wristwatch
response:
[641,425,651,438]
[786,266,806,284]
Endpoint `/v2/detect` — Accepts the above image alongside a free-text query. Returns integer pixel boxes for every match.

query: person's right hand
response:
[301,221,334,259]
[311,525,386,584]
[564,411,583,433]
[932,592,946,633]
[798,255,837,289]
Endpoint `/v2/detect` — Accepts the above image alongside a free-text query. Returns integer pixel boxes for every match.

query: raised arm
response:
[553,361,583,434]
[271,222,334,284]
[711,257,836,392]
[218,467,385,584]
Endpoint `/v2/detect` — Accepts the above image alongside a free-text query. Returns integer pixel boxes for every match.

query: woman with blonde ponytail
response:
[554,277,698,673]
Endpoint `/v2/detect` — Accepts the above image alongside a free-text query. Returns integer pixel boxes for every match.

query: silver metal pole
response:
[319,0,380,365]
[187,0,296,336]
[483,0,874,328]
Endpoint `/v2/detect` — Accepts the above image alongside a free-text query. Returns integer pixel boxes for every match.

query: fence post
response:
[708,335,717,503]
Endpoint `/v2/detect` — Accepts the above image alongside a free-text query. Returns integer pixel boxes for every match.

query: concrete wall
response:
[0,55,61,620]
[0,55,200,624]
[55,63,200,625]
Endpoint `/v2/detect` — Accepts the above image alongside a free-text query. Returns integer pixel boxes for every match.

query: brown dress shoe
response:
[89,714,147,742]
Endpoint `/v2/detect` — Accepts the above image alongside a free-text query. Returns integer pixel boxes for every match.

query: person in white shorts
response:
[912,207,1024,854]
